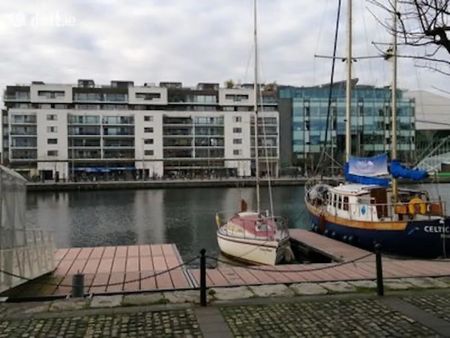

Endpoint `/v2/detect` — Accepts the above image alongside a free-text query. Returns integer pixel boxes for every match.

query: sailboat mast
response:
[253,0,260,213]
[391,0,398,200]
[345,0,352,163]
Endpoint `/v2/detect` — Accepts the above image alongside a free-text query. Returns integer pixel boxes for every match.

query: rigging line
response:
[258,86,275,219]
[313,0,332,85]
[314,0,343,177]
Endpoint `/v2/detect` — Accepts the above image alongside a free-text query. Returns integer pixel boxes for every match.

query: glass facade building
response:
[279,83,415,174]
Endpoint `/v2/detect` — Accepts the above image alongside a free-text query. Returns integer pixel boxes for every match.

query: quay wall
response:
[25,176,450,192]
[26,178,310,192]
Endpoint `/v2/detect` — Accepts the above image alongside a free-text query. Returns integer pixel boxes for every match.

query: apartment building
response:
[2,80,280,180]
[279,81,416,174]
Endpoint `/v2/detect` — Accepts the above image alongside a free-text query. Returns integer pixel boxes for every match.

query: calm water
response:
[26,184,450,260]
[26,186,309,260]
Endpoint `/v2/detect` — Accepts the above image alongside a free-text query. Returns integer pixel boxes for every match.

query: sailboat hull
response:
[306,204,450,258]
[217,232,289,265]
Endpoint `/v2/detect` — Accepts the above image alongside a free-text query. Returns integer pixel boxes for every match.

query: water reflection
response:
[26,184,450,260]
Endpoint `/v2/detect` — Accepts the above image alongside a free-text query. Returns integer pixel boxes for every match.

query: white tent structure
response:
[0,166,55,293]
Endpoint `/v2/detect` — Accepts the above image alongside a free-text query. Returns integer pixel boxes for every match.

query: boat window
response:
[338,195,342,209]
[256,223,269,232]
[343,196,349,211]
[333,194,337,208]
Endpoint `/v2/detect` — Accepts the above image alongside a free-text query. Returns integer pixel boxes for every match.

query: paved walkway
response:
[1,290,450,337]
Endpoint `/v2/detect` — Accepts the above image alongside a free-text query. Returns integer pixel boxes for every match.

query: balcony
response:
[4,93,30,101]
[11,117,37,124]
[10,128,37,136]
[103,150,134,159]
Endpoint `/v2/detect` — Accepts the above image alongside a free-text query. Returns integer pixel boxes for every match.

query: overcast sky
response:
[0,0,448,96]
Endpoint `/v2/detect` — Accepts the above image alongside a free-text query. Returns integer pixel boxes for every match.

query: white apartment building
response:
[2,80,280,181]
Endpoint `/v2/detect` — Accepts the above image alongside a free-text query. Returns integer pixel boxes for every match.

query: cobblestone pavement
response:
[0,309,202,338]
[402,294,450,322]
[220,298,438,337]
[1,291,450,337]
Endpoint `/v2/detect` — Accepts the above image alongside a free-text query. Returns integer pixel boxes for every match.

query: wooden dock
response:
[9,231,450,298]
[40,244,194,297]
[289,229,374,262]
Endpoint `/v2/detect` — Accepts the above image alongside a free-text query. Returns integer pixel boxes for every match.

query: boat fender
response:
[348,235,354,243]
[331,231,336,238]
[324,229,329,236]
[408,197,427,215]
[342,235,348,242]
[215,214,222,228]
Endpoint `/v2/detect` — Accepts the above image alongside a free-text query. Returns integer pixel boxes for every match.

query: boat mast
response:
[345,0,352,163]
[253,0,260,213]
[391,0,398,201]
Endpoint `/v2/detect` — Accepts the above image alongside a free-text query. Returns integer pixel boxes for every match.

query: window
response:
[233,116,242,123]
[233,138,242,145]
[47,126,57,133]
[338,196,342,209]
[47,138,58,144]
[136,93,161,100]
[225,94,249,101]
[343,196,349,211]
[233,149,242,155]
[38,90,65,98]
[144,139,154,145]
[144,127,154,133]
[233,127,242,133]
[47,150,58,156]
[144,115,153,122]
[47,114,57,121]
[144,150,154,156]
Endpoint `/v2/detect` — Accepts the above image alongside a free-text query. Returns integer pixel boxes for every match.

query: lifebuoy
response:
[408,197,427,215]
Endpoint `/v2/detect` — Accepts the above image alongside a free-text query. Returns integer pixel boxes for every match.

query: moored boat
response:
[306,182,450,257]
[216,209,291,265]
[304,0,450,258]
[216,0,292,265]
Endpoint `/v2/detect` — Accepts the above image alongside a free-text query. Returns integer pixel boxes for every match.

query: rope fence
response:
[1,247,449,305]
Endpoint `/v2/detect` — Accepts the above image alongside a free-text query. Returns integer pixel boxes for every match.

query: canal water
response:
[25,186,309,260]
[26,184,450,260]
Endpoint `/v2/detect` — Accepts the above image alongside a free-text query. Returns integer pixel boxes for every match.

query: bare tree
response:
[369,0,450,75]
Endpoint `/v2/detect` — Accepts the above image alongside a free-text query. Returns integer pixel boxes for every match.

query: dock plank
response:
[289,229,372,262]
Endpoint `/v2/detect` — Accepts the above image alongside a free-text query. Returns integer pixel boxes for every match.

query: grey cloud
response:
[0,0,448,95]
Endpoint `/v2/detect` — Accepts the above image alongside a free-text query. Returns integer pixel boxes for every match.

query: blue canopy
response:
[344,162,390,187]
[390,160,428,181]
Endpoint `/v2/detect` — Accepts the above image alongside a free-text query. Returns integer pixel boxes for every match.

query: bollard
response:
[375,243,384,296]
[72,272,85,298]
[200,249,207,306]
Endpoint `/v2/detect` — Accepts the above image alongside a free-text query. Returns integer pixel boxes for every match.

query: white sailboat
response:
[216,0,292,266]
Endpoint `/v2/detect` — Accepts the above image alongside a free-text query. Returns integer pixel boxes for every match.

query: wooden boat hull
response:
[306,202,450,258]
[217,231,290,265]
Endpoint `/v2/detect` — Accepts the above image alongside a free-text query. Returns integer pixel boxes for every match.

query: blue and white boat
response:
[305,0,449,258]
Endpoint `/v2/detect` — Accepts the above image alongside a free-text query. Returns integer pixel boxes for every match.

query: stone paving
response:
[403,294,450,322]
[220,298,438,337]
[0,280,450,337]
[0,309,202,338]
